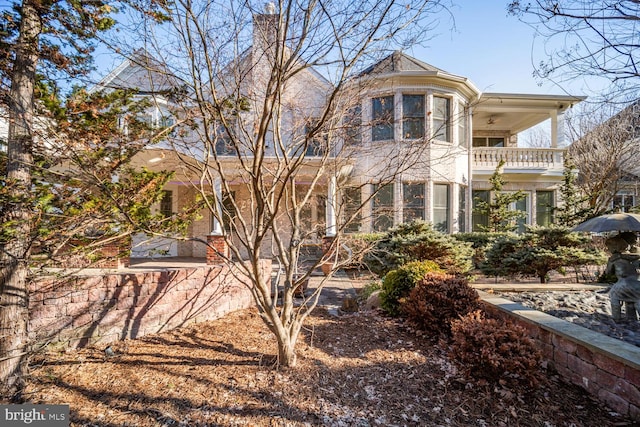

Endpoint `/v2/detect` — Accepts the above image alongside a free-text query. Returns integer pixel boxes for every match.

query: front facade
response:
[74,12,586,261]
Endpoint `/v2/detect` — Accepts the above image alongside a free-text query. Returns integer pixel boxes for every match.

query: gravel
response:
[497,288,640,347]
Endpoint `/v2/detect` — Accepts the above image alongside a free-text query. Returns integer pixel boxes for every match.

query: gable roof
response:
[90,50,182,95]
[360,51,447,75]
[358,50,480,100]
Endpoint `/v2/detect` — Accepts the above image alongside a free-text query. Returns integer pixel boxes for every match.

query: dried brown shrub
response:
[449,310,544,389]
[400,272,480,336]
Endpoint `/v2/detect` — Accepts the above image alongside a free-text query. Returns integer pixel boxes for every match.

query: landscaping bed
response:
[22,307,634,426]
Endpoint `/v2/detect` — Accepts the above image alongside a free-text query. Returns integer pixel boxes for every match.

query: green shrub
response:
[379,260,442,316]
[364,221,473,277]
[454,232,509,269]
[480,226,607,283]
[449,310,544,389]
[401,272,480,336]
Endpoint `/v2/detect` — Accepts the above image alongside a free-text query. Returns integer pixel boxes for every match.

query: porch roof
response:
[474,93,586,134]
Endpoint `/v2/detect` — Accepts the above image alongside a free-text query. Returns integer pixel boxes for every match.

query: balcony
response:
[472,147,565,175]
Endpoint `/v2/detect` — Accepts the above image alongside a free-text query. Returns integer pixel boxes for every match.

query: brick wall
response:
[28,261,270,349]
[481,292,640,420]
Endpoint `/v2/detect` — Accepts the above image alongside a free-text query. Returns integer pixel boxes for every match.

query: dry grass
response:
[23,307,634,426]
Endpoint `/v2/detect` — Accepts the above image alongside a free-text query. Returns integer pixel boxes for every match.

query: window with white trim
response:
[403,182,425,222]
[433,184,450,232]
[433,96,451,142]
[372,96,394,141]
[403,95,425,139]
[372,183,394,231]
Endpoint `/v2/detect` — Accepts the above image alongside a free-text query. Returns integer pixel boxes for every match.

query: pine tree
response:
[0,0,171,398]
[473,160,527,232]
[554,158,595,227]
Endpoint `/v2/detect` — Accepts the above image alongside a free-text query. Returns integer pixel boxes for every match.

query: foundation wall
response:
[482,292,640,420]
[28,262,269,349]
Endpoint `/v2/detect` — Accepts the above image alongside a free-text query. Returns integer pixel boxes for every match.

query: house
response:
[70,8,586,263]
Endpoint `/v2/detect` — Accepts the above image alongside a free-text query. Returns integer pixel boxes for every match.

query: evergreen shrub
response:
[454,232,509,268]
[364,221,473,277]
[379,260,442,316]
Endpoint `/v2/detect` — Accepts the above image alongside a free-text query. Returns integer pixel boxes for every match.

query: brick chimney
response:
[252,2,279,57]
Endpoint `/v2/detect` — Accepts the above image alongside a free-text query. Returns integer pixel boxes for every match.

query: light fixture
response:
[148,152,166,163]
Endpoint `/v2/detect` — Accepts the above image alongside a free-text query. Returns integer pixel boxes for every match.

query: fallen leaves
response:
[23,308,634,426]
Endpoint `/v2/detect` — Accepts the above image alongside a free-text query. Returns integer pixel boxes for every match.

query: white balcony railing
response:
[472,147,565,171]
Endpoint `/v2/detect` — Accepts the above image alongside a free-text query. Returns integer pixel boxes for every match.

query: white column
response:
[467,106,474,232]
[326,176,337,237]
[211,178,224,236]
[395,179,403,225]
[550,109,558,148]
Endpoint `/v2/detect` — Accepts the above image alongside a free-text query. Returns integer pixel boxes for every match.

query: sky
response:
[89,1,610,99]
[405,1,609,98]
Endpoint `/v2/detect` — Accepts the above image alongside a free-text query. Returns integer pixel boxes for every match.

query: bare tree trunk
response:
[0,0,40,398]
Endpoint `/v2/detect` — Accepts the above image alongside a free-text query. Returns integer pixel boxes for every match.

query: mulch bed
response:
[23,308,634,426]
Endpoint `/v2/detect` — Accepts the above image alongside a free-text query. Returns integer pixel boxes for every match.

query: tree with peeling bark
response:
[0,0,181,398]
[115,0,458,367]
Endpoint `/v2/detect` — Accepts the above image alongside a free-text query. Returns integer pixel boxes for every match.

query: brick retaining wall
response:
[28,262,269,349]
[481,292,640,420]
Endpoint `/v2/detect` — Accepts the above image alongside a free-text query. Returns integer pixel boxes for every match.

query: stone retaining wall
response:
[481,292,640,420]
[28,262,268,349]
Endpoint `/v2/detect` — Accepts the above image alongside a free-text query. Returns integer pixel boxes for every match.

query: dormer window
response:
[372,96,394,141]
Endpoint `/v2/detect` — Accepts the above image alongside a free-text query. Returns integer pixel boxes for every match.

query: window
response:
[210,191,238,233]
[433,184,449,232]
[222,191,237,232]
[299,194,326,239]
[344,105,362,145]
[433,96,450,142]
[613,194,635,212]
[472,190,489,232]
[536,191,554,226]
[458,185,467,232]
[512,195,529,233]
[473,137,504,147]
[305,120,327,157]
[160,190,173,217]
[214,121,237,156]
[372,96,394,141]
[403,95,425,139]
[160,115,176,136]
[457,102,468,148]
[403,182,425,222]
[372,183,394,231]
[343,187,362,233]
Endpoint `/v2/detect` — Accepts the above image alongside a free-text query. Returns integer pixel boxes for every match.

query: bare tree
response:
[521,125,550,148]
[113,0,458,367]
[508,0,640,98]
[566,102,640,214]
